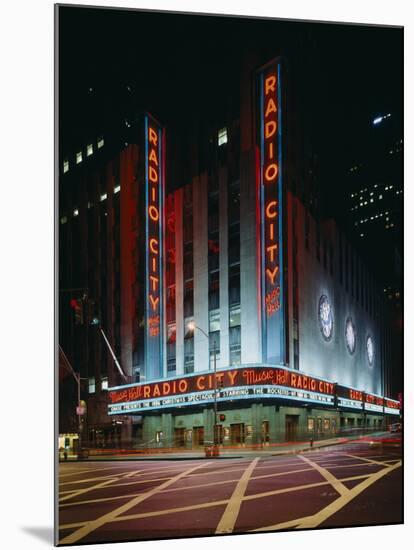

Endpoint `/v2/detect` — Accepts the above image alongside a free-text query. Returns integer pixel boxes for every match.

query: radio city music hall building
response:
[59,58,400,449]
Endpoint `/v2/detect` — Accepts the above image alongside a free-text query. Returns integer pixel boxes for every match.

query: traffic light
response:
[70,298,84,325]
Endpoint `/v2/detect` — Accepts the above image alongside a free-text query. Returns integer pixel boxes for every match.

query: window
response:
[100,193,107,202]
[101,377,108,391]
[209,331,220,369]
[60,216,67,225]
[166,285,176,323]
[88,377,96,394]
[229,264,240,305]
[114,185,121,194]
[184,337,194,374]
[63,159,69,173]
[229,304,241,327]
[76,151,83,164]
[73,208,79,217]
[208,233,220,271]
[209,271,220,310]
[184,280,194,317]
[209,309,220,333]
[97,136,104,149]
[229,325,241,365]
[308,418,315,431]
[183,242,193,280]
[228,223,240,265]
[167,324,176,373]
[218,127,228,146]
[87,143,93,156]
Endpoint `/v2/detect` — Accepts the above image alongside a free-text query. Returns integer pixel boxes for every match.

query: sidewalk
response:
[59,432,389,462]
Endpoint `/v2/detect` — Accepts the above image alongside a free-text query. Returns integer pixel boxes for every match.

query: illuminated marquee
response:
[383,398,400,415]
[364,392,384,413]
[145,114,165,380]
[257,59,285,363]
[108,365,336,413]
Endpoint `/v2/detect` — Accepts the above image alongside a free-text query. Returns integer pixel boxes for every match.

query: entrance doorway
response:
[262,420,270,444]
[230,423,245,445]
[193,426,204,447]
[174,428,185,447]
[285,415,299,441]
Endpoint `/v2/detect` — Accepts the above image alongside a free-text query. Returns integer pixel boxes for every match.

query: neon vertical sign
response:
[257,59,285,364]
[145,114,164,380]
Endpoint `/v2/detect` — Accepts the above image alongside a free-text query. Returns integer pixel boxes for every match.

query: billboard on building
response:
[144,114,165,380]
[257,59,286,364]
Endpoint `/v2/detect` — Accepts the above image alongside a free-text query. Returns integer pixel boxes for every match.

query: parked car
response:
[388,423,402,433]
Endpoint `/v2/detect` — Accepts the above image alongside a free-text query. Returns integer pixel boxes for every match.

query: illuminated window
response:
[114,185,121,194]
[218,127,228,146]
[209,309,220,332]
[87,143,93,156]
[229,304,241,327]
[88,377,95,394]
[76,151,83,164]
[101,377,108,391]
[308,418,315,431]
[73,208,79,217]
[100,193,107,202]
[184,337,194,374]
[97,136,104,149]
[229,325,241,365]
[63,159,69,173]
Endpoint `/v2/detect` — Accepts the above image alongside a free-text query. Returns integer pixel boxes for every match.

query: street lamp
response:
[187,322,219,456]
[59,346,88,458]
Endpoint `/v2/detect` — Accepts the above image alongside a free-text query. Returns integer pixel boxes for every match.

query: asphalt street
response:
[58,435,402,545]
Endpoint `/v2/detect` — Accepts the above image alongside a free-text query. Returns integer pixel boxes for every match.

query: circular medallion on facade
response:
[318,295,333,341]
[345,317,356,354]
[366,335,374,366]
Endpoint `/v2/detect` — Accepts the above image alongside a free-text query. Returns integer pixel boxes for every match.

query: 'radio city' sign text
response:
[109,366,335,408]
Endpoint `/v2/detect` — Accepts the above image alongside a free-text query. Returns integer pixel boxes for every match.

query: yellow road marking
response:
[299,454,348,496]
[59,464,135,477]
[59,474,376,530]
[341,453,395,467]
[60,498,231,531]
[60,472,373,532]
[59,461,210,544]
[60,473,128,486]
[59,467,315,508]
[294,461,401,529]
[59,478,121,503]
[215,457,259,534]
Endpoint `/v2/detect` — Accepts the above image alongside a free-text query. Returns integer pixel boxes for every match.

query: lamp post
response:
[59,346,87,458]
[188,322,219,456]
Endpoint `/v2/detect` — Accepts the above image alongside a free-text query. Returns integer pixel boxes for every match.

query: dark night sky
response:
[58,6,403,213]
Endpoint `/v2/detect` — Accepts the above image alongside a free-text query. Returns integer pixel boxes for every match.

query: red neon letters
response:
[262,70,280,316]
[147,122,161,336]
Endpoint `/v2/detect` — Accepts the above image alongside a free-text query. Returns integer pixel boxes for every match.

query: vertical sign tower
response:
[257,59,286,364]
[144,114,165,380]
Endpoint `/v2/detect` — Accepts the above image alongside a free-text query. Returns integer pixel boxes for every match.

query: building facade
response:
[59,58,400,451]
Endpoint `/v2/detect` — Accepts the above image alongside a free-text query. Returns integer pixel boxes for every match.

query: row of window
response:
[63,136,104,173]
